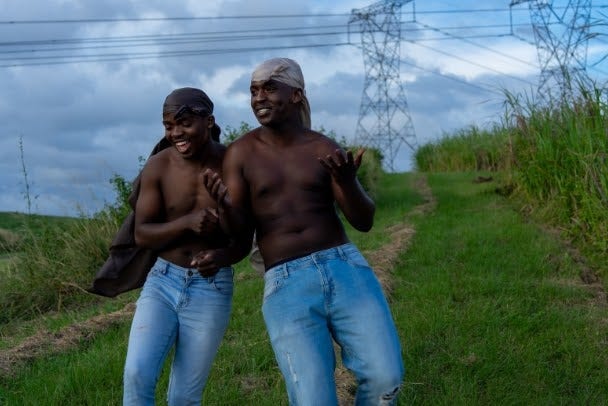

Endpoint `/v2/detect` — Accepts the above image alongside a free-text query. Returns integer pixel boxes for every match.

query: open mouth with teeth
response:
[256,107,271,117]
[174,140,191,153]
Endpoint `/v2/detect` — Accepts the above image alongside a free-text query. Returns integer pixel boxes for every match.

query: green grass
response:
[0,254,13,271]
[0,213,121,323]
[1,172,607,404]
[414,85,608,282]
[394,172,607,404]
[0,172,422,405]
[0,212,77,233]
[0,261,295,405]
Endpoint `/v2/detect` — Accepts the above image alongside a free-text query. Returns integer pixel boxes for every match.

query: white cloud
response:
[0,0,606,215]
[194,65,252,106]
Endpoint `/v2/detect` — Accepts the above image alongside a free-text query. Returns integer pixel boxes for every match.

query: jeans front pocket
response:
[263,268,286,301]
[212,267,234,296]
[345,249,371,270]
[143,262,166,288]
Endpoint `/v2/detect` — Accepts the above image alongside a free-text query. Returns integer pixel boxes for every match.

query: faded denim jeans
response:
[262,243,404,406]
[123,257,233,406]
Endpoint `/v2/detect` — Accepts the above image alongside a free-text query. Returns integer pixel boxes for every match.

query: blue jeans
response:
[123,258,233,406]
[262,243,404,406]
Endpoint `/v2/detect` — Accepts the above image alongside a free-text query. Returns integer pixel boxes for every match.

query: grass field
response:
[0,255,12,273]
[1,171,606,405]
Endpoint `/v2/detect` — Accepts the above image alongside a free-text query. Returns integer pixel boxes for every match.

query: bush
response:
[0,174,130,323]
[414,125,512,172]
[0,228,21,254]
[355,147,383,199]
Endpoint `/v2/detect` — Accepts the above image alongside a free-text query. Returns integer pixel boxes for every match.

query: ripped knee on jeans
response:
[379,384,401,405]
[286,352,298,383]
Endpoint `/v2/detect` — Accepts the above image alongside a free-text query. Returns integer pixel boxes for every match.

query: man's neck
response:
[268,115,306,133]
[259,123,305,146]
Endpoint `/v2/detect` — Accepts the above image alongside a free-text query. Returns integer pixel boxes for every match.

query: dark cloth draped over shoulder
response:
[88,138,171,297]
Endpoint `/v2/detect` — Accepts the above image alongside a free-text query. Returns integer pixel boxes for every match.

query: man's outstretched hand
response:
[318,148,365,184]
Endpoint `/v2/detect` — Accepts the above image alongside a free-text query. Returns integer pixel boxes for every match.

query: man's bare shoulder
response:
[225,127,261,154]
[141,147,172,176]
[307,128,337,142]
[233,127,262,143]
[305,128,342,152]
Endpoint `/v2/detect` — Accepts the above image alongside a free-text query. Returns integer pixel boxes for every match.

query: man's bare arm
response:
[134,159,218,250]
[319,148,375,232]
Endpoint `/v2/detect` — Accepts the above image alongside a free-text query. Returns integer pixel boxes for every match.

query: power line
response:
[0,13,351,25]
[404,39,537,86]
[411,33,519,42]
[0,30,526,59]
[0,28,552,87]
[415,21,539,69]
[0,30,352,57]
[0,3,602,89]
[2,4,600,25]
[0,24,350,47]
[0,42,351,68]
[0,20,538,66]
[399,58,500,94]
[0,22,533,49]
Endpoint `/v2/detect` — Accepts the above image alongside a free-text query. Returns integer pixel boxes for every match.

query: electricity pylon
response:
[349,0,416,171]
[510,0,593,104]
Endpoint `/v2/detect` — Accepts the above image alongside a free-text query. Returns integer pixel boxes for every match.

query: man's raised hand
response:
[202,169,229,206]
[318,148,365,184]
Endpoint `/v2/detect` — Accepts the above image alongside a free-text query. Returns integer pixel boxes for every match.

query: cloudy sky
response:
[1,0,607,216]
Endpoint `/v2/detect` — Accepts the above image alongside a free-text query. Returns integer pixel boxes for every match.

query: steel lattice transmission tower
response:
[349,0,416,171]
[510,0,593,103]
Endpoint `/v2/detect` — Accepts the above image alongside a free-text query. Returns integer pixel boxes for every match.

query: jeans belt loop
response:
[337,244,346,261]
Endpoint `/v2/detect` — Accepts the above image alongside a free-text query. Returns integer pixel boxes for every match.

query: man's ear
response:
[291,88,303,104]
[206,115,216,129]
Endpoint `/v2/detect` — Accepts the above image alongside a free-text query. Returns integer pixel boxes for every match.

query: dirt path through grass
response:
[0,303,134,376]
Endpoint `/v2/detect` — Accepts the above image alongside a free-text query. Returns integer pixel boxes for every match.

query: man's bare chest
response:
[246,151,327,197]
[161,166,217,214]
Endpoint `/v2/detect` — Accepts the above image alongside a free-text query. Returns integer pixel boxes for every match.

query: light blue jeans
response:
[123,257,233,406]
[262,243,404,406]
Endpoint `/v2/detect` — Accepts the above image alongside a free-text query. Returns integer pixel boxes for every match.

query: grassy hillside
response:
[1,171,606,404]
[397,173,607,404]
[415,86,608,290]
[0,212,80,274]
[0,212,79,253]
[0,211,77,231]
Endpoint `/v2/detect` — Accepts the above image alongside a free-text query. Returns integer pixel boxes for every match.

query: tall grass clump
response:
[505,85,608,258]
[414,125,513,172]
[413,80,607,264]
[315,126,383,198]
[354,146,383,199]
[0,175,133,323]
[0,228,21,255]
